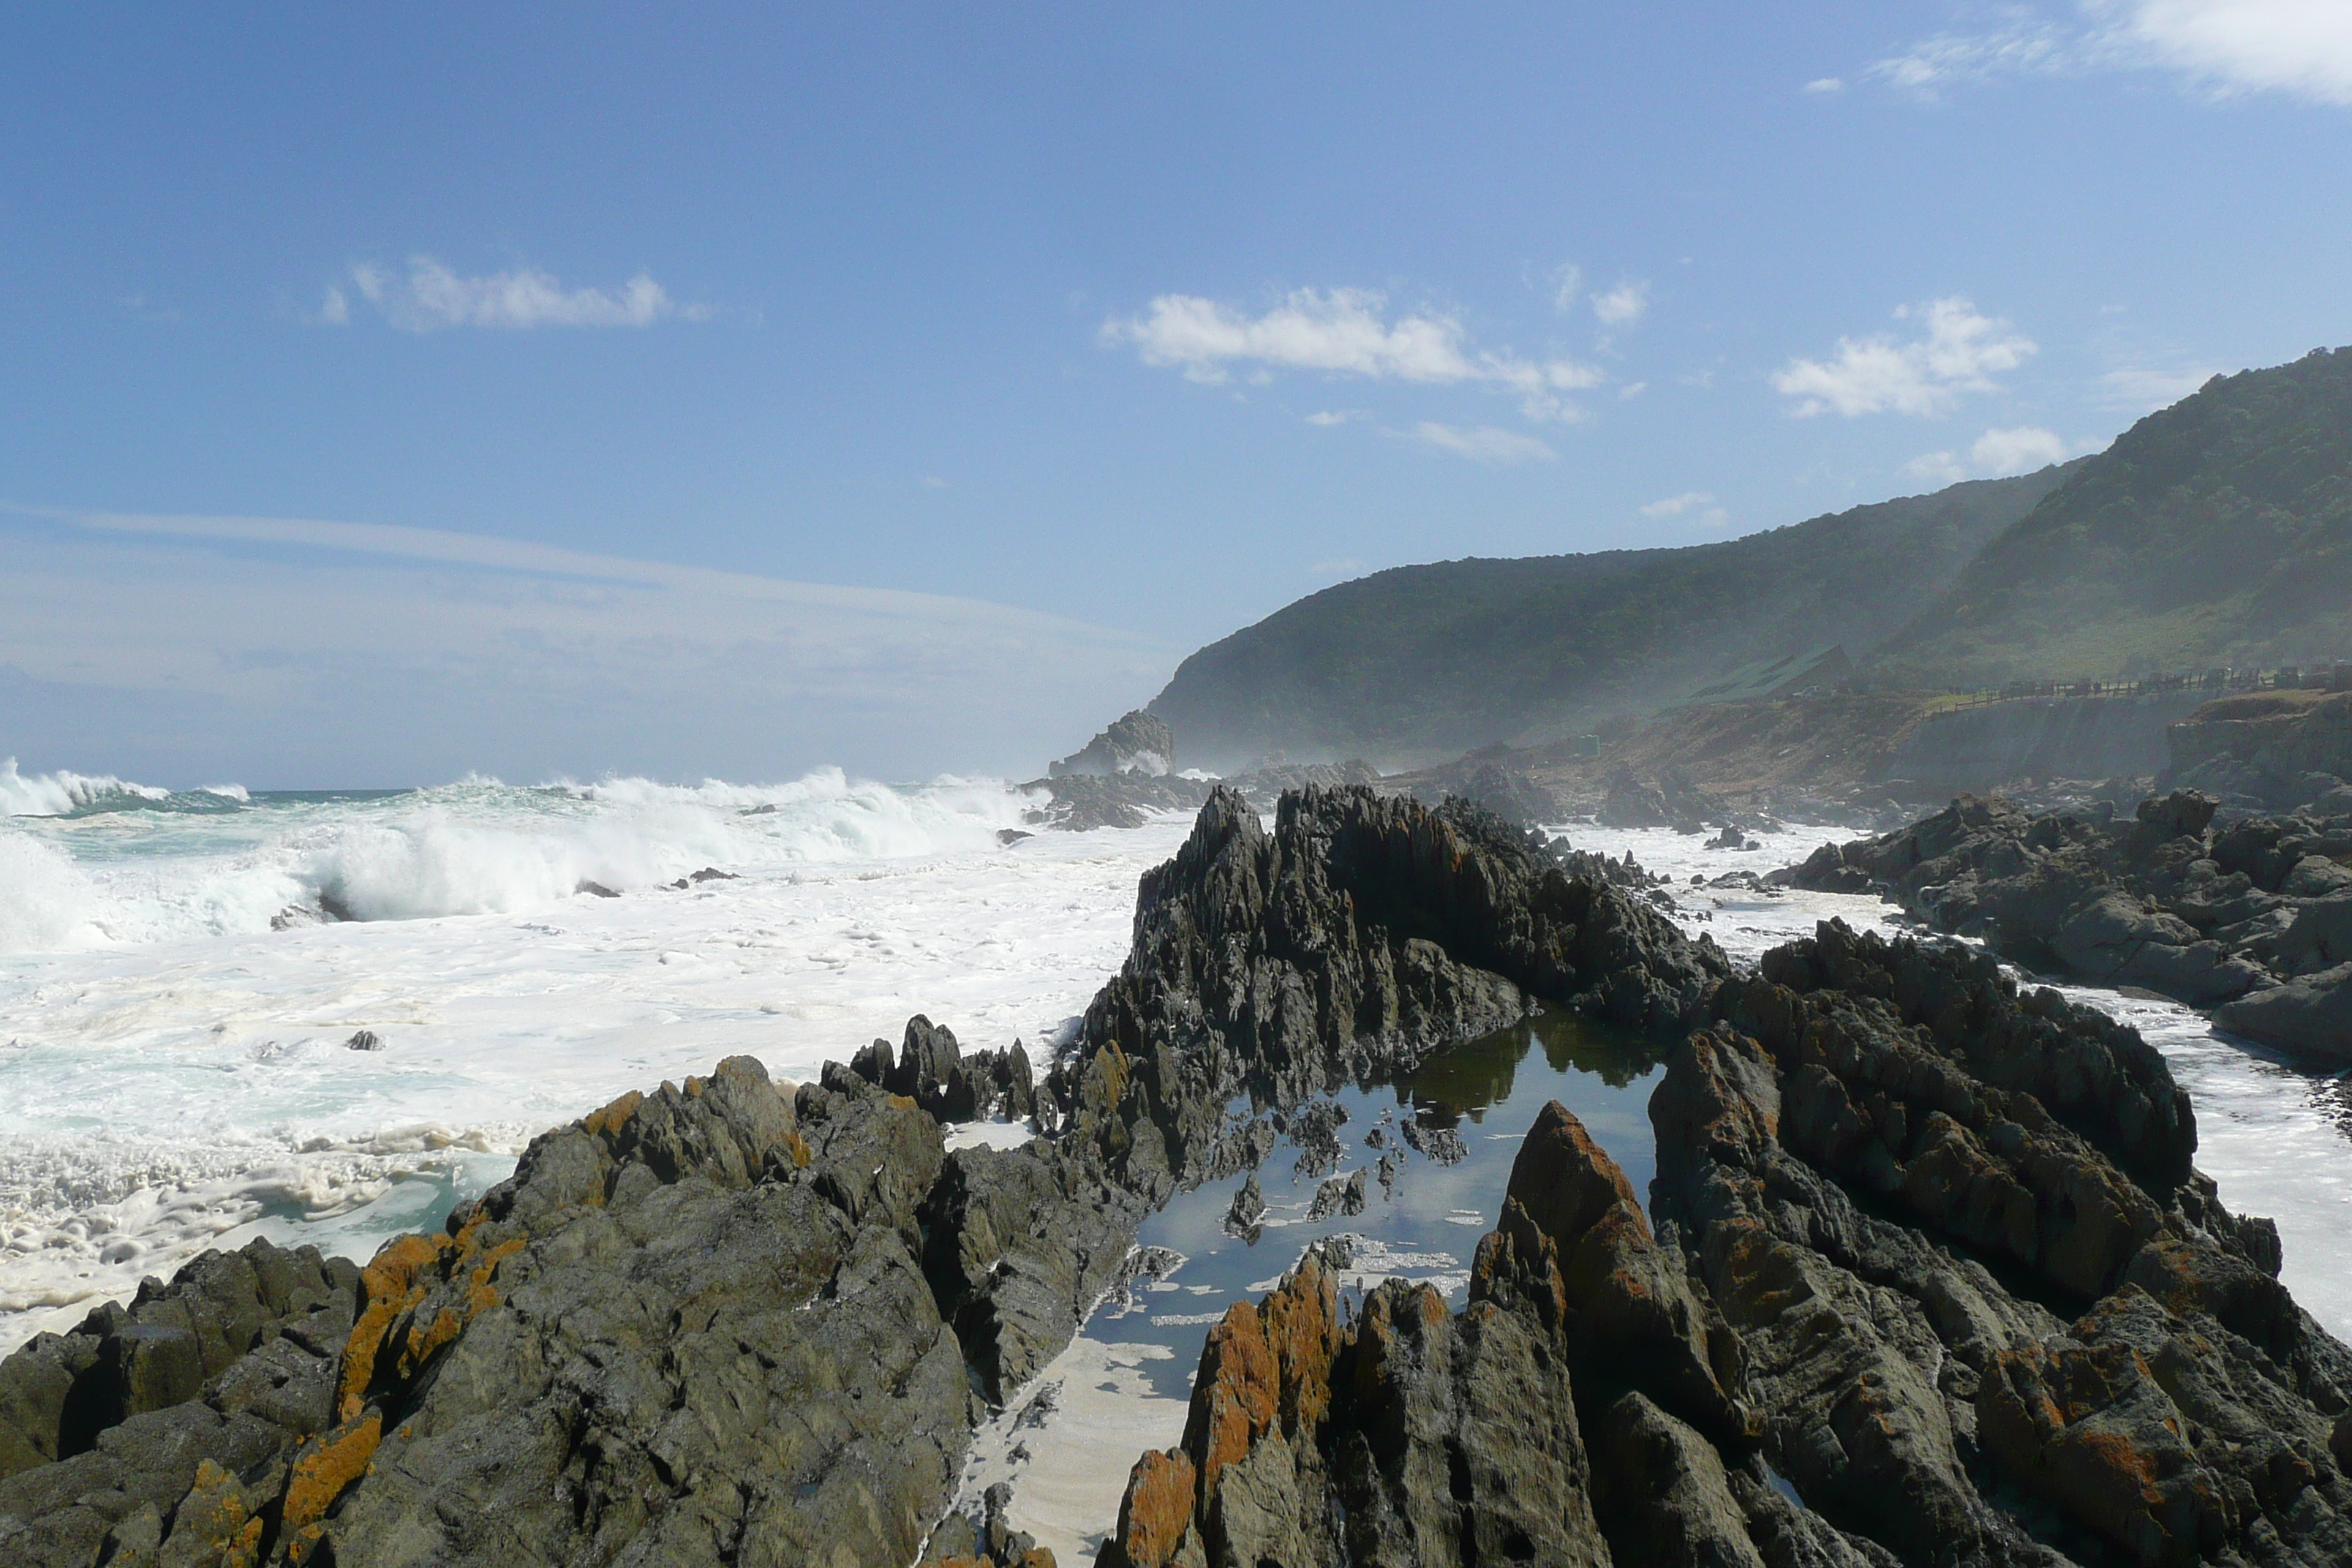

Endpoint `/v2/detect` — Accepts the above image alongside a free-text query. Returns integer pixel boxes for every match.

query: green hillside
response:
[1874,347,2352,686]
[1147,469,2071,770]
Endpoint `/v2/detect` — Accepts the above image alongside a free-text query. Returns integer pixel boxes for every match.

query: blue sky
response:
[3,4,2348,784]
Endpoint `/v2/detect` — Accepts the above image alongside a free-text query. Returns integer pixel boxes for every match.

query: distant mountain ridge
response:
[1147,467,2073,771]
[1872,346,2352,687]
[1139,345,2352,774]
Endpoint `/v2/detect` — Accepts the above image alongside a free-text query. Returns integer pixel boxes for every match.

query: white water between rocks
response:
[2,776,2345,1560]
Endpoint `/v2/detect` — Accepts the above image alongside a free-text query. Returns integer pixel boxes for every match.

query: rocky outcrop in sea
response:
[1102,921,2352,1567]
[1780,789,2352,1060]
[0,785,1708,1566]
[5,785,2343,1567]
[1052,711,1180,780]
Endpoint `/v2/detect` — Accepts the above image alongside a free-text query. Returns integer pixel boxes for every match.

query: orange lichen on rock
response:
[582,1088,644,1139]
[1174,1255,1338,1512]
[1110,1448,1197,1568]
[1183,1300,1278,1504]
[171,1458,263,1568]
[339,1218,527,1419]
[338,1232,453,1420]
[280,1411,384,1536]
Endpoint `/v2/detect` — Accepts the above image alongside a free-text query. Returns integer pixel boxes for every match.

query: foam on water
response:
[0,767,1152,1347]
[0,758,174,818]
[0,767,1039,951]
[0,787,2345,1378]
[1563,815,2352,1334]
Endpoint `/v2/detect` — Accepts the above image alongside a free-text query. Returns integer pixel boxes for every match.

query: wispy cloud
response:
[1772,298,2035,418]
[1305,409,1369,426]
[1591,281,1651,330]
[321,258,706,332]
[1804,77,1847,94]
[0,505,1169,782]
[1404,422,1558,464]
[1905,425,2086,484]
[1549,263,1583,314]
[2098,363,2223,410]
[1640,491,1729,527]
[1869,2,2352,106]
[1869,14,2076,97]
[1103,288,1602,421]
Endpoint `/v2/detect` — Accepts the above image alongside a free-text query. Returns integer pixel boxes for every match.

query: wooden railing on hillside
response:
[1917,665,2352,715]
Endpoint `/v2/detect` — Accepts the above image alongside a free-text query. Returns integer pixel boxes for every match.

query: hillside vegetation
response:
[1873,347,2352,685]
[1147,469,2070,769]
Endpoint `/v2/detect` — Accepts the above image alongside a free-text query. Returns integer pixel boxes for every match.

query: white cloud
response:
[1642,491,1729,528]
[1869,2,2352,105]
[2125,0,2352,102]
[1970,425,2072,474]
[1906,425,2084,484]
[1904,451,1971,486]
[1772,298,2036,417]
[1103,288,1602,420]
[0,506,1170,782]
[326,258,704,331]
[1305,409,1369,426]
[2099,363,2223,410]
[1804,77,1847,93]
[1618,382,1648,400]
[1550,263,1583,314]
[1406,423,1558,464]
[1591,281,1650,330]
[1869,16,2076,97]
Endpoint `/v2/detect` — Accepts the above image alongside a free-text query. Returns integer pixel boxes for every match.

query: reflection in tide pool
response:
[958,1006,1667,1564]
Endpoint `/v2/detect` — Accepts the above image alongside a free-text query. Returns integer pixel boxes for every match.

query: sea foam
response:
[0,766,1042,951]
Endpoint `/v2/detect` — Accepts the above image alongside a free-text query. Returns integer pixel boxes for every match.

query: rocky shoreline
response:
[3,785,2345,1566]
[1782,790,2352,1061]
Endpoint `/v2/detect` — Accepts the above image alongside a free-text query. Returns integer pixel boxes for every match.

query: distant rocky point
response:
[1049,710,1177,779]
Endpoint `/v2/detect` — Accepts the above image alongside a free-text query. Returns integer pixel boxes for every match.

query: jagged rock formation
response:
[1023,771,1217,832]
[2164,690,2352,817]
[1052,710,1178,778]
[0,1241,360,1562]
[1099,1104,1897,1567]
[1061,785,1730,1193]
[1106,921,2352,1568]
[0,787,1708,1565]
[849,1014,1037,1124]
[1676,924,2352,1567]
[1781,789,2352,1059]
[1599,764,1722,833]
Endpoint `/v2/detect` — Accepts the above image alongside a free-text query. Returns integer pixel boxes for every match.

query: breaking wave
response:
[0,765,1040,952]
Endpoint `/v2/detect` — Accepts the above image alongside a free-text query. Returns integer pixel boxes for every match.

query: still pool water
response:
[955,1006,1668,1562]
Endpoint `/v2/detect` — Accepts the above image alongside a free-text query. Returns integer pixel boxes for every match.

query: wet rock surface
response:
[1105,917,2352,1568]
[0,785,1702,1565]
[1782,789,2352,1060]
[1064,785,1730,1191]
[8,784,2344,1567]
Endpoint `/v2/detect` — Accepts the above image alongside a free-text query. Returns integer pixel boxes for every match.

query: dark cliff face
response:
[1106,922,2352,1568]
